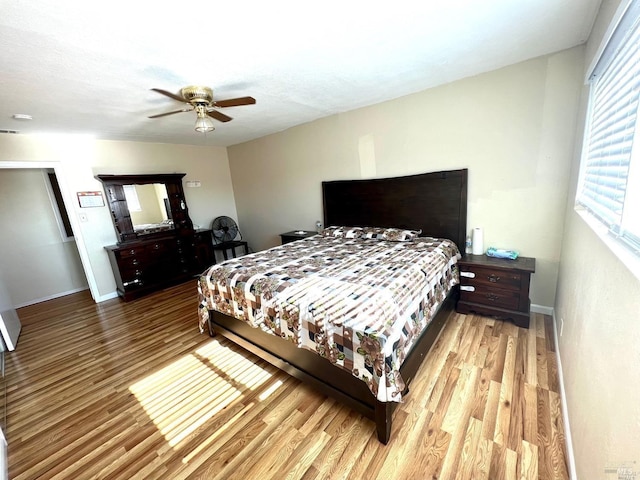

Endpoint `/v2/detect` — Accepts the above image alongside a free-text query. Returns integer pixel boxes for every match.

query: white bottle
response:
[471,228,484,255]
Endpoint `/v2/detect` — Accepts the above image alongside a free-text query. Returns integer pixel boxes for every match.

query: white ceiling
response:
[0,0,601,147]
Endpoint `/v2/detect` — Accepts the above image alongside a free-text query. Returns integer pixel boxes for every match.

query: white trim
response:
[0,161,100,302]
[531,304,554,316]
[14,288,118,308]
[585,0,634,82]
[95,291,119,303]
[0,427,7,480]
[13,287,89,309]
[552,310,578,480]
[577,209,640,282]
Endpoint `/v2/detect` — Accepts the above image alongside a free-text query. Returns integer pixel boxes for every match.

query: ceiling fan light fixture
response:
[194,116,215,133]
[194,106,215,133]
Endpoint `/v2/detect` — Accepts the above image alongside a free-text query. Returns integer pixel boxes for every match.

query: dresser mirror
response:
[97,173,193,243]
[125,183,173,235]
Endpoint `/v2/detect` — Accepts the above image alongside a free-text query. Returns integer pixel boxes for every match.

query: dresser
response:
[456,254,536,328]
[105,229,214,301]
[98,173,216,301]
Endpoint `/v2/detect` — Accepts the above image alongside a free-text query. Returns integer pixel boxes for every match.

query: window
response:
[45,171,74,240]
[577,0,640,255]
[123,185,141,212]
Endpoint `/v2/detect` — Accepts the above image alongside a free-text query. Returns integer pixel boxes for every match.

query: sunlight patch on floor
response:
[129,339,276,449]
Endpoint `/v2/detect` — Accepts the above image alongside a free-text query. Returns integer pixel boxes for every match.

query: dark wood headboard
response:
[322,169,468,249]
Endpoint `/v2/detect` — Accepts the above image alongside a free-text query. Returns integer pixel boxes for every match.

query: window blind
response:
[578,4,640,252]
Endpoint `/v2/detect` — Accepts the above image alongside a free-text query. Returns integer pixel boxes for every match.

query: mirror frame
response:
[97,173,194,244]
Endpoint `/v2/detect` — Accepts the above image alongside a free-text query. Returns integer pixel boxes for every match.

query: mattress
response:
[198,234,460,402]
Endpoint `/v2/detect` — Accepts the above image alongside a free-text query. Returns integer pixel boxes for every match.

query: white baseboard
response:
[551,311,578,480]
[531,304,554,316]
[14,287,89,308]
[95,291,119,303]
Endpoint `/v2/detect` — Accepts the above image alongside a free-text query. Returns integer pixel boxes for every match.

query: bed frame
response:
[207,168,468,443]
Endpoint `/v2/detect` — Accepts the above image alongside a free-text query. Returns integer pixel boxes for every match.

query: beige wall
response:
[555,0,640,477]
[228,47,585,308]
[0,169,88,306]
[0,135,236,301]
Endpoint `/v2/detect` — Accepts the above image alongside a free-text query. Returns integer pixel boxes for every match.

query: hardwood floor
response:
[7,281,569,479]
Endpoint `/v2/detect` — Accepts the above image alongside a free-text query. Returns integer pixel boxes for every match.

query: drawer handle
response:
[486,293,500,301]
[129,249,136,255]
[488,274,500,283]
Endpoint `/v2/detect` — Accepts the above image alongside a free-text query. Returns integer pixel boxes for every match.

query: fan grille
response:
[211,216,240,244]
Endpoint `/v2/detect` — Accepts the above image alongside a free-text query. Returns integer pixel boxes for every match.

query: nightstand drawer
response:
[460,265,522,291]
[460,286,520,311]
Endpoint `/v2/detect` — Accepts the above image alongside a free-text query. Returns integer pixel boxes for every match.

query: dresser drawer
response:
[115,246,149,270]
[146,240,175,255]
[118,246,146,259]
[116,254,147,270]
[459,265,522,291]
[460,285,521,311]
[120,270,145,289]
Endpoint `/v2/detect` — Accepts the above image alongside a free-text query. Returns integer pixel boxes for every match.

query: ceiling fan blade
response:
[207,110,233,123]
[151,88,188,103]
[148,108,191,119]
[214,96,256,108]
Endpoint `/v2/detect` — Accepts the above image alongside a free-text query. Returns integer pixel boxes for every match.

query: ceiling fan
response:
[149,86,256,132]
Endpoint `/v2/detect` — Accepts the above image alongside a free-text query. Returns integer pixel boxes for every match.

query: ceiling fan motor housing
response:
[181,86,213,105]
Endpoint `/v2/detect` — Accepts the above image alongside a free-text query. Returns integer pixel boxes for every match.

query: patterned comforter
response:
[198,234,460,402]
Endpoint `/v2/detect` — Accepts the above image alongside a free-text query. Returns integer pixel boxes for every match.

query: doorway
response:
[0,161,98,305]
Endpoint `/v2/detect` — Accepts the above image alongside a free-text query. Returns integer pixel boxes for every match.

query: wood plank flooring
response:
[6,281,569,479]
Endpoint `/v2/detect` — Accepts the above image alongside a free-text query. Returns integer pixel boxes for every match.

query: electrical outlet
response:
[559,317,564,337]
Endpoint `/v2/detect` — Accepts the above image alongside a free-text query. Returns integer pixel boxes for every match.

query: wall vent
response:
[0,129,19,134]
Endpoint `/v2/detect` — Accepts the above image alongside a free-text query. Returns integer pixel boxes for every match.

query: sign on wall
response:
[76,191,105,208]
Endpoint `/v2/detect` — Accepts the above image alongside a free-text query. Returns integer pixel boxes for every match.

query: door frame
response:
[0,161,100,302]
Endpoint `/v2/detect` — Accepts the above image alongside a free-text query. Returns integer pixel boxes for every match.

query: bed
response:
[198,168,468,443]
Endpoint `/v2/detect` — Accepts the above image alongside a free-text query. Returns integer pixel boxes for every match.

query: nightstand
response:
[280,230,317,244]
[456,254,536,328]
